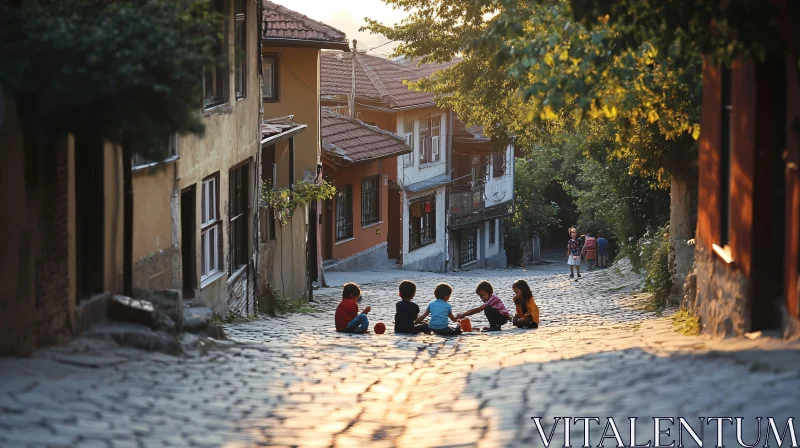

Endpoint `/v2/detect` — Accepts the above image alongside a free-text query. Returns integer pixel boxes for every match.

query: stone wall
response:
[0,102,74,355]
[402,251,446,273]
[693,242,750,337]
[133,247,180,292]
[227,265,255,317]
[325,243,389,273]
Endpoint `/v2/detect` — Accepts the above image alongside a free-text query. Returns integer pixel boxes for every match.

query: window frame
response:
[408,194,436,251]
[234,0,247,99]
[204,0,229,109]
[132,134,179,170]
[229,161,251,274]
[361,175,381,226]
[418,120,429,165]
[402,122,414,167]
[431,116,441,162]
[492,151,506,178]
[262,54,279,102]
[336,184,353,241]
[201,173,222,281]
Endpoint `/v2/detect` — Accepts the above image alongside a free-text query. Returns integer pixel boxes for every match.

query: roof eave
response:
[263,38,350,51]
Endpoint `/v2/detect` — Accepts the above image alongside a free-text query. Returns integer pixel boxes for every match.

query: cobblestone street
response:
[2,261,800,448]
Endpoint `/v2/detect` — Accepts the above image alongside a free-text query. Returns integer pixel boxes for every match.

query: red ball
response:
[374,322,386,334]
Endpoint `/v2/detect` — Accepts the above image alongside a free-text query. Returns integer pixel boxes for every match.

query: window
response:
[470,155,485,182]
[418,117,443,165]
[132,135,179,169]
[489,220,496,245]
[418,120,429,165]
[201,174,222,280]
[431,116,441,162]
[409,194,436,251]
[336,185,353,241]
[204,0,228,108]
[461,227,478,264]
[484,155,492,180]
[361,175,380,226]
[229,162,250,274]
[262,55,278,101]
[720,66,732,245]
[402,122,414,167]
[234,0,246,99]
[492,151,506,178]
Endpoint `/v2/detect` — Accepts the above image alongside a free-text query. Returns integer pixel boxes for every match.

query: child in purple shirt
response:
[457,280,510,331]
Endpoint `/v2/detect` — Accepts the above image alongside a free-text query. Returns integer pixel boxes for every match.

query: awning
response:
[261,122,307,148]
[404,173,450,193]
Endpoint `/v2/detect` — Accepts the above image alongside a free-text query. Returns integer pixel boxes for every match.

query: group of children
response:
[567,227,609,279]
[334,279,540,335]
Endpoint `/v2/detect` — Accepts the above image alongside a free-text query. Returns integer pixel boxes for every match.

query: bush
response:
[642,224,673,305]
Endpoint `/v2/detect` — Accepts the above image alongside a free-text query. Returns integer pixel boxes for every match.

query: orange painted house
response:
[694,0,800,337]
[320,109,411,271]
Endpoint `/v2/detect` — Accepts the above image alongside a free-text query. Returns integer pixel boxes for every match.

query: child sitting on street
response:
[335,282,371,334]
[511,279,539,329]
[457,280,511,331]
[395,280,431,334]
[415,283,462,335]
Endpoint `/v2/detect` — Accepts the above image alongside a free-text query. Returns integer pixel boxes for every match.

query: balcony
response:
[449,183,485,220]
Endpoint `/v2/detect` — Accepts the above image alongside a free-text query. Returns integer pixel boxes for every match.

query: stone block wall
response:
[693,242,750,337]
[133,247,180,292]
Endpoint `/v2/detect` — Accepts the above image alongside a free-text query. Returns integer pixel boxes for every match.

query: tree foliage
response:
[0,0,223,159]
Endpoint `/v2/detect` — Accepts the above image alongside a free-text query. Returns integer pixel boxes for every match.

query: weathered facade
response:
[320,52,514,272]
[694,1,800,337]
[133,0,264,317]
[261,1,349,298]
[0,100,125,355]
[319,109,411,272]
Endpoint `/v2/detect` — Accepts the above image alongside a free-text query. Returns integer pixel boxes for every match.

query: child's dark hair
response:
[399,280,417,299]
[434,283,453,299]
[475,280,494,295]
[342,282,361,299]
[512,279,533,299]
[598,230,604,238]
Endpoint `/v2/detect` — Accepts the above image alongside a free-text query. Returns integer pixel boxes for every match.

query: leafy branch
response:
[261,180,337,225]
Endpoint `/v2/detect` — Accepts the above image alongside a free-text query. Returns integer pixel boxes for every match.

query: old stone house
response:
[319,109,412,271]
[261,1,349,299]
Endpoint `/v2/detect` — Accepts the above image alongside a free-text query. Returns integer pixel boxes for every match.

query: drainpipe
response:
[445,109,453,272]
[122,138,133,297]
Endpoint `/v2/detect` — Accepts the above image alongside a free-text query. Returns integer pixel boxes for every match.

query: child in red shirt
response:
[335,282,371,334]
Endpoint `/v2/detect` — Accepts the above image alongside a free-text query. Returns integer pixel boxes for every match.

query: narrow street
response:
[1,261,799,448]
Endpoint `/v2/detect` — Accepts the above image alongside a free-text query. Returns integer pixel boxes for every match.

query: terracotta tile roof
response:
[262,1,349,50]
[320,52,458,109]
[321,109,411,164]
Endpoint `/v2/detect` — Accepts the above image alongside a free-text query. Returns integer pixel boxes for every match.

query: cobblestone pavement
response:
[2,260,800,448]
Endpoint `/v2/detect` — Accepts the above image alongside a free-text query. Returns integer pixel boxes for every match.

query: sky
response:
[271,0,406,56]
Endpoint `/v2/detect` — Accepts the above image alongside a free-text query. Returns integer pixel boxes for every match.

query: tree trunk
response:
[669,169,698,300]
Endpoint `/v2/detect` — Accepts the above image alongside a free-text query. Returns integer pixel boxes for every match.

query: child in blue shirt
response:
[415,283,462,335]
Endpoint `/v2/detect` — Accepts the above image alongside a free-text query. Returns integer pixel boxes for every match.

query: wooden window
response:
[418,120,429,165]
[402,122,414,167]
[409,194,436,251]
[461,227,478,264]
[720,66,732,245]
[204,0,228,108]
[201,174,222,280]
[492,151,506,178]
[470,155,486,183]
[234,0,247,99]
[361,175,380,226]
[431,116,441,162]
[262,55,278,101]
[229,162,250,273]
[489,219,496,245]
[336,185,353,241]
[132,135,178,169]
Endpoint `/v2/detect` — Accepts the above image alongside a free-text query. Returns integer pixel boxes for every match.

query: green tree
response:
[0,0,223,157]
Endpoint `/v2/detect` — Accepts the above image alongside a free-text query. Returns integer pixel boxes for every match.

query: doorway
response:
[751,59,786,331]
[75,135,105,301]
[181,186,196,299]
[387,185,401,260]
